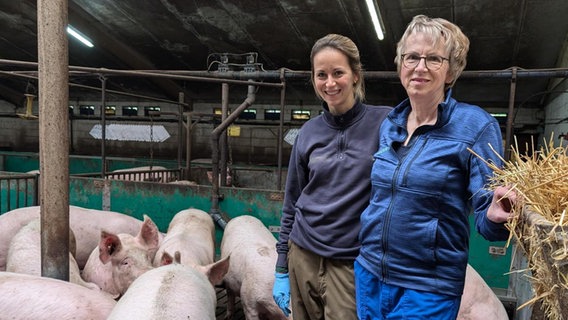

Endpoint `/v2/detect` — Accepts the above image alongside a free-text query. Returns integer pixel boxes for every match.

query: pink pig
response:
[82,215,161,297]
[152,208,216,267]
[108,256,230,320]
[221,215,290,320]
[0,272,116,320]
[6,218,101,291]
[0,205,147,270]
[458,264,509,320]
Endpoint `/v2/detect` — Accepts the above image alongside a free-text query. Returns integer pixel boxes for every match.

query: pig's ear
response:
[138,215,160,250]
[160,251,181,265]
[160,252,173,266]
[201,255,230,286]
[99,231,121,264]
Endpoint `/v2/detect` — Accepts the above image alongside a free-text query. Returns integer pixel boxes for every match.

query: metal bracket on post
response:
[209,208,227,230]
[244,53,256,73]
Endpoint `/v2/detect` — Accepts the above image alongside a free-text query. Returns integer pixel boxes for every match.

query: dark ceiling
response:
[1,0,568,121]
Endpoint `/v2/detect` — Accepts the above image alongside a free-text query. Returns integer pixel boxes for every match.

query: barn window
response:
[239,109,257,120]
[145,106,161,117]
[264,109,280,121]
[105,105,116,116]
[292,109,310,121]
[122,106,138,116]
[79,105,95,115]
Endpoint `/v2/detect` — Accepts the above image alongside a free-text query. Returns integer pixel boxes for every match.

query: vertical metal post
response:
[277,70,286,190]
[177,92,184,169]
[220,83,229,186]
[184,100,195,180]
[37,0,70,280]
[100,75,107,176]
[505,67,517,161]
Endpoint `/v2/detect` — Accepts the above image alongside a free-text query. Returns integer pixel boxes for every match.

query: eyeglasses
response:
[401,53,449,70]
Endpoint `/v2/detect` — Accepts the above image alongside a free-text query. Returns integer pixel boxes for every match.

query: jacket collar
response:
[389,88,456,129]
[321,100,364,128]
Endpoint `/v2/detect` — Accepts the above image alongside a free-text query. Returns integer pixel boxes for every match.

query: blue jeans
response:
[355,261,461,320]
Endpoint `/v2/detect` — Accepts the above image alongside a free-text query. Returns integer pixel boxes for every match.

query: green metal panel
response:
[69,178,104,210]
[1,153,40,173]
[0,151,177,174]
[69,177,284,254]
[468,215,512,289]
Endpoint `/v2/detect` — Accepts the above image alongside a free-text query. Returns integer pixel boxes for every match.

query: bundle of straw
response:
[472,135,568,320]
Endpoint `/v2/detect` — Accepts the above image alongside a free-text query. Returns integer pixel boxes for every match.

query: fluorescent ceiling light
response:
[67,25,94,48]
[365,0,385,40]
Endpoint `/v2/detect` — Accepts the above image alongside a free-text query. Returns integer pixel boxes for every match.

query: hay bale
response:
[472,135,568,320]
[517,209,568,320]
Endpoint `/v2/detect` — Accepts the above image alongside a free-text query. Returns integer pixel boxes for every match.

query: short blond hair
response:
[394,15,470,89]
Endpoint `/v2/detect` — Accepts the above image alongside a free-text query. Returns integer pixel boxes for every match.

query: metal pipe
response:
[3,58,568,80]
[100,76,107,177]
[277,69,287,190]
[220,83,229,187]
[185,112,192,180]
[177,92,184,169]
[0,59,283,88]
[209,81,257,229]
[0,70,189,106]
[505,68,518,161]
[38,0,70,281]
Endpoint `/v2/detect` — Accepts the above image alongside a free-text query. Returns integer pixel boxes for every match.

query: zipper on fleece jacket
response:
[379,134,427,279]
[380,141,405,280]
[337,130,346,159]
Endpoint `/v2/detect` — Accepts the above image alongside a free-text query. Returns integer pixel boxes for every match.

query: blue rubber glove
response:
[273,272,291,317]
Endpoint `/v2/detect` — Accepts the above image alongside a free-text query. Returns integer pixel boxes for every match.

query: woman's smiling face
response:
[312,47,357,115]
[399,32,453,100]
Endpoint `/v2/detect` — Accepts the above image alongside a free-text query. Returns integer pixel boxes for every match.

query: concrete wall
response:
[1,99,310,165]
[0,96,552,164]
[544,77,568,149]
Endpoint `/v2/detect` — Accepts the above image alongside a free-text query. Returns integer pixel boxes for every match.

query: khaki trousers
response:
[288,241,357,320]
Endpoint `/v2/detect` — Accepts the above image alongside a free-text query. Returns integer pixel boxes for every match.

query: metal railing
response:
[0,173,39,213]
[0,168,183,214]
[73,168,182,183]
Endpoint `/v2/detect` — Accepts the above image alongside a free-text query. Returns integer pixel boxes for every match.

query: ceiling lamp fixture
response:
[365,0,385,40]
[67,25,94,48]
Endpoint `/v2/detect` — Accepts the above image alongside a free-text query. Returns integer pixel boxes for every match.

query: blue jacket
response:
[275,101,392,271]
[357,90,509,297]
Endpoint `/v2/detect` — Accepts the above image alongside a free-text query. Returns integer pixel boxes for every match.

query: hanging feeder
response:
[17,94,39,120]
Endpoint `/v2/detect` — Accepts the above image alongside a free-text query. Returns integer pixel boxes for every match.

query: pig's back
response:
[154,208,215,267]
[0,205,144,270]
[0,206,40,270]
[0,272,116,320]
[108,264,217,320]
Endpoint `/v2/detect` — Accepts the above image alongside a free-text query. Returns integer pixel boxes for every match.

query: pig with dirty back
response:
[82,215,161,297]
[152,208,215,267]
[6,218,101,291]
[108,254,230,320]
[457,264,509,320]
[221,215,290,320]
[0,272,116,320]
[0,205,147,270]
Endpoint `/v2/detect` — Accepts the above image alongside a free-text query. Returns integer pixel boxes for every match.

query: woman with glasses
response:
[355,15,513,319]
